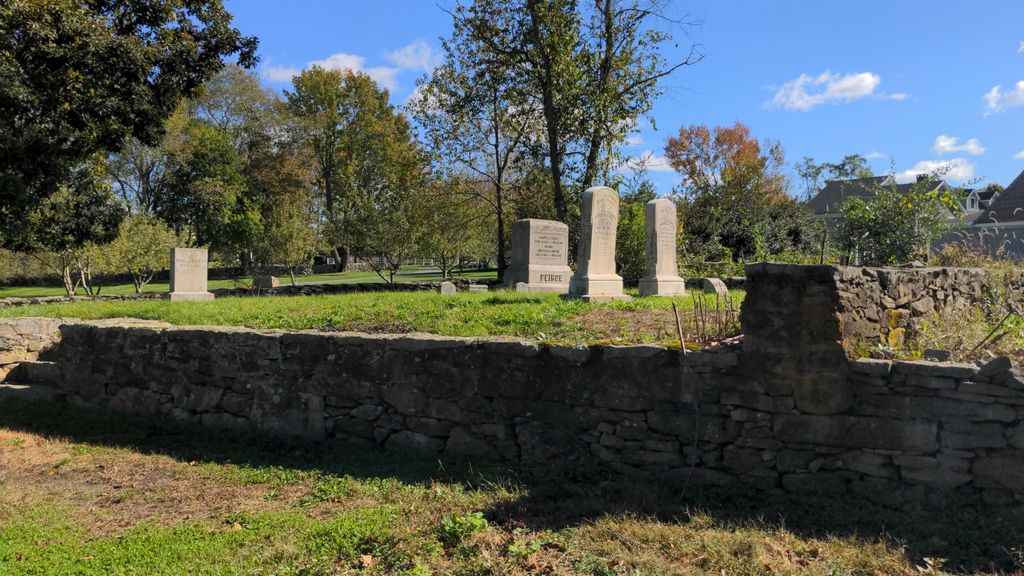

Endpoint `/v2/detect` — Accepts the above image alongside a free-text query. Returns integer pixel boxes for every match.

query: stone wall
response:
[744,263,1019,354]
[1,263,1022,509]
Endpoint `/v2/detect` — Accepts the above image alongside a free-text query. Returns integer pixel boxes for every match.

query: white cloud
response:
[983,81,1024,114]
[386,39,440,72]
[259,40,441,91]
[624,134,644,147]
[307,53,400,91]
[766,71,906,111]
[932,134,986,156]
[894,158,976,184]
[260,65,301,83]
[864,151,887,159]
[1015,150,1024,160]
[621,151,675,173]
[1019,40,1024,54]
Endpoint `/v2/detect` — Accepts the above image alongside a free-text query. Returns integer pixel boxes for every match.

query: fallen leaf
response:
[81,556,94,561]
[359,554,374,569]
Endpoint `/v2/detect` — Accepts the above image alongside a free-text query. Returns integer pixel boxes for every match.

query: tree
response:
[0,0,257,247]
[615,169,657,283]
[100,214,181,293]
[156,121,260,252]
[285,67,354,270]
[838,176,959,265]
[795,154,874,200]
[416,180,494,279]
[446,0,701,223]
[409,16,541,279]
[22,163,124,295]
[664,122,818,260]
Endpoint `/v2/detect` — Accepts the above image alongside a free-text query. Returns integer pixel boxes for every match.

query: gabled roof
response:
[974,170,1024,225]
[976,187,1000,203]
[806,176,947,215]
[806,176,893,215]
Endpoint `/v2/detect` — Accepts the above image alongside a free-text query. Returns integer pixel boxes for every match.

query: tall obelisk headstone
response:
[168,247,214,301]
[504,219,572,292]
[639,198,685,296]
[565,186,629,301]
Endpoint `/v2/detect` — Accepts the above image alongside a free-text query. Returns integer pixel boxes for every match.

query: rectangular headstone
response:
[168,247,214,301]
[565,186,629,301]
[254,275,280,290]
[639,198,685,296]
[504,219,572,293]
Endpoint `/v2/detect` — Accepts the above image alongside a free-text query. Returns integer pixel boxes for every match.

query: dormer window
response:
[968,195,978,211]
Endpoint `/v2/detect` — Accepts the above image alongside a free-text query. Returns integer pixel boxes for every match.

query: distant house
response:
[935,170,1024,258]
[806,175,952,230]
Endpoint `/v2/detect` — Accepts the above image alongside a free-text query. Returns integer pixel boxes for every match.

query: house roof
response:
[806,176,947,215]
[806,176,892,215]
[973,170,1024,225]
[976,187,1000,203]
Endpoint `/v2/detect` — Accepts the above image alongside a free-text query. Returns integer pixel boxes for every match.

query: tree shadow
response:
[0,399,1020,574]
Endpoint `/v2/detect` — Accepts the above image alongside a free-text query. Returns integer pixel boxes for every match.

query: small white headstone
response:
[439,281,457,295]
[639,198,685,297]
[504,219,572,293]
[468,284,488,293]
[515,282,529,293]
[700,278,729,298]
[565,186,629,301]
[168,247,214,302]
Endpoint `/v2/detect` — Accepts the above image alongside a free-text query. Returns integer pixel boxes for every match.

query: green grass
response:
[0,266,497,298]
[0,289,743,346]
[1,400,1021,575]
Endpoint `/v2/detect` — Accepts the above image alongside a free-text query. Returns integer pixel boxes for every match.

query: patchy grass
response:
[0,266,497,298]
[2,400,1021,574]
[893,306,1024,364]
[0,289,742,347]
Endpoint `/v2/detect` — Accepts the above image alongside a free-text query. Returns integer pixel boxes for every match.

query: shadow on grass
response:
[1,399,1021,574]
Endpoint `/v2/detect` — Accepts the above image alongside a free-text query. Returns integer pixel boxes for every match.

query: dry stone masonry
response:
[3,263,1024,509]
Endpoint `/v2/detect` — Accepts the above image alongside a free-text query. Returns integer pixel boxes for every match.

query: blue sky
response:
[226,0,1024,196]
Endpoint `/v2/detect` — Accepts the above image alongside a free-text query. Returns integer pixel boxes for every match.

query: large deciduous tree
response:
[795,154,874,200]
[445,0,700,224]
[0,0,257,247]
[664,122,819,260]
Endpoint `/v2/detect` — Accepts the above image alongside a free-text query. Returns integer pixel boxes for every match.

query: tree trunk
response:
[62,266,74,297]
[496,181,506,281]
[289,269,297,287]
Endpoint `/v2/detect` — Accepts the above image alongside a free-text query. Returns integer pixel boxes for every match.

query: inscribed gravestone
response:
[504,219,572,293]
[565,186,629,301]
[639,198,685,296]
[700,277,729,298]
[439,281,457,295]
[168,247,214,301]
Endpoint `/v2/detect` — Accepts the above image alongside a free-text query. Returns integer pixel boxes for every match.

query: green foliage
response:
[667,123,821,262]
[439,512,488,548]
[838,177,958,265]
[99,214,181,293]
[306,476,353,504]
[157,122,260,251]
[0,0,256,248]
[795,154,874,200]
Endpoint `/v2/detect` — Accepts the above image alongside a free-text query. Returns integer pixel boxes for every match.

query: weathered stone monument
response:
[168,248,214,301]
[639,198,685,297]
[566,186,629,301]
[504,219,572,293]
[439,281,457,295]
[254,275,280,290]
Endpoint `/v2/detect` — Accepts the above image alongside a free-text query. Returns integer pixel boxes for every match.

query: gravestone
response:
[168,248,214,301]
[700,277,729,298]
[565,186,629,301]
[439,281,457,295]
[639,198,685,297]
[468,284,488,293]
[504,219,572,292]
[254,275,280,290]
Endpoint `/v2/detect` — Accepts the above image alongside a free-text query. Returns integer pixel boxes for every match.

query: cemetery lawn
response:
[2,400,1020,575]
[0,267,497,298]
[0,290,744,347]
